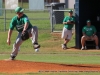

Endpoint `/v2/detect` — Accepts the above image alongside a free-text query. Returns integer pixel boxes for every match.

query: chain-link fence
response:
[51,10,75,33]
[0,9,75,33]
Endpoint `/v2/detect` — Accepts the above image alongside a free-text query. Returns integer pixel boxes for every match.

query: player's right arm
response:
[92,26,97,36]
[82,26,88,37]
[7,29,13,45]
[7,18,16,45]
[63,17,68,24]
[82,26,86,36]
[63,17,72,24]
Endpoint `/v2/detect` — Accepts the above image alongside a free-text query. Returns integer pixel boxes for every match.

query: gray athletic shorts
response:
[61,27,72,40]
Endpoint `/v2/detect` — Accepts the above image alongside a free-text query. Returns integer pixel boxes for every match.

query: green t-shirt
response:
[9,14,32,32]
[82,25,96,36]
[63,16,75,30]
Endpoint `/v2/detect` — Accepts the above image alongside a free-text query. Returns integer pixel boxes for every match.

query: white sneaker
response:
[35,48,39,52]
[81,47,85,50]
[96,46,99,50]
[61,44,67,50]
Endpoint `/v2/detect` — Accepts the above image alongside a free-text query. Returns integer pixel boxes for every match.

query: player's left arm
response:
[23,17,29,32]
[21,17,30,40]
[93,26,97,36]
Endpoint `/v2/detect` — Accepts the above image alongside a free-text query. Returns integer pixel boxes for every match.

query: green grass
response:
[0,53,100,64]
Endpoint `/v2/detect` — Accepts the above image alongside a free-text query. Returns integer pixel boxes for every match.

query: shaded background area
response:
[75,0,100,48]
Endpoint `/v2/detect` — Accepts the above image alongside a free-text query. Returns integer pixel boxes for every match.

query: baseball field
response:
[0,4,100,75]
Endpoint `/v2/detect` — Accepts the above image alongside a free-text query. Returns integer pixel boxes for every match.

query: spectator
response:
[81,20,99,50]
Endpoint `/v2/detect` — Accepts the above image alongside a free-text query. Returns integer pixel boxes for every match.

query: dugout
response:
[75,0,100,49]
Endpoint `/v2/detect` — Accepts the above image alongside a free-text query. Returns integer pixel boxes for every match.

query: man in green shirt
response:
[81,20,99,50]
[6,7,40,60]
[61,10,75,49]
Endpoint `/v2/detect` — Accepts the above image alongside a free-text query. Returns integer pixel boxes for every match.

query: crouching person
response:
[81,20,99,50]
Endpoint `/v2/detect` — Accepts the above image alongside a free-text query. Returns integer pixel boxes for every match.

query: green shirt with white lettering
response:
[9,14,32,32]
[82,25,96,36]
[63,16,75,30]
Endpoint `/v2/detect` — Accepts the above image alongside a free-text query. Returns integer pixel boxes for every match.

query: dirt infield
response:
[0,60,100,74]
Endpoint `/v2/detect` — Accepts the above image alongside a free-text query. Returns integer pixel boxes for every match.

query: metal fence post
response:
[51,4,53,32]
[4,8,6,31]
[21,0,23,7]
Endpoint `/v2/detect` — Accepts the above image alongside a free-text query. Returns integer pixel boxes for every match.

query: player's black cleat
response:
[10,56,16,60]
[33,43,40,49]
